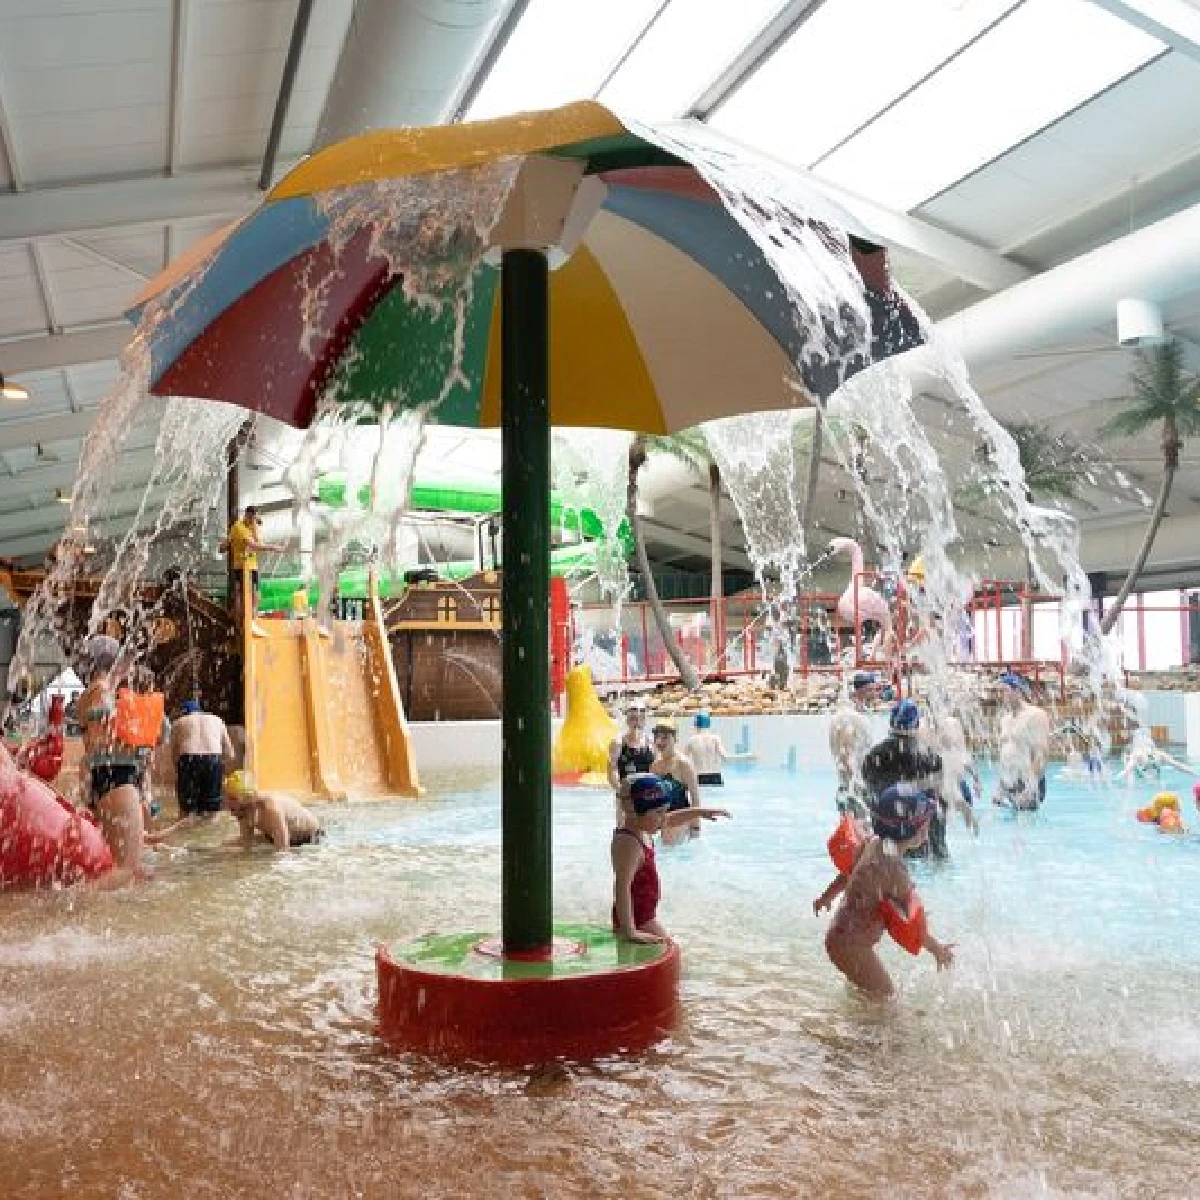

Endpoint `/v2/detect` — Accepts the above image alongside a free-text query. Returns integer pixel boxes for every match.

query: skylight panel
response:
[710,0,1023,169]
[598,0,786,122]
[465,0,665,121]
[813,0,1163,210]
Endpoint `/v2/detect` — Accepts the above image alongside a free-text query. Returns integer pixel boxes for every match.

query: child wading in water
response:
[612,773,730,944]
[813,785,954,997]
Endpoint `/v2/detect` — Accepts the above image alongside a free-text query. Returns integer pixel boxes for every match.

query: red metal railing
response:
[570,578,1200,691]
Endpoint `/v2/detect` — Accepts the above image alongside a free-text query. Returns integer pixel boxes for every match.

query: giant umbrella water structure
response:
[130,101,922,1063]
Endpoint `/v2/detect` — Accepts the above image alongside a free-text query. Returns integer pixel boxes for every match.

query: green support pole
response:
[500,247,552,955]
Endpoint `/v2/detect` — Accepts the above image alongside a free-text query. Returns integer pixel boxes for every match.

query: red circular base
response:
[376,930,681,1066]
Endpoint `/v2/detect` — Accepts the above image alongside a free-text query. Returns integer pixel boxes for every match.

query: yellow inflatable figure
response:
[553,665,618,786]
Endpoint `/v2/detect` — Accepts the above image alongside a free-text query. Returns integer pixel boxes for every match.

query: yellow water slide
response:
[242,572,421,800]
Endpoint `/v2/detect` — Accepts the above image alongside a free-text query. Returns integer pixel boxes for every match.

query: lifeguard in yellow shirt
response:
[219,505,284,621]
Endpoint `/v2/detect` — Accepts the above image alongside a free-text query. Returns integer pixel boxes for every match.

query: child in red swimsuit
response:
[611,773,730,943]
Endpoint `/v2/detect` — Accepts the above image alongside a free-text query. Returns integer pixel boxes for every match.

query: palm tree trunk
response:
[1100,461,1175,636]
[708,461,725,677]
[800,406,824,555]
[627,437,700,691]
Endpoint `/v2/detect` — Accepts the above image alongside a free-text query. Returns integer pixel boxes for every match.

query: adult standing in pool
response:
[608,699,655,823]
[649,718,702,845]
[75,635,148,878]
[607,700,654,788]
[684,709,754,787]
[828,671,879,818]
[924,710,980,834]
[994,671,1053,810]
[170,699,235,820]
[862,699,948,859]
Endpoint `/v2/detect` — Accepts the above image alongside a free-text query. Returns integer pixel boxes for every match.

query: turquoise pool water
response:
[2,760,1198,1197]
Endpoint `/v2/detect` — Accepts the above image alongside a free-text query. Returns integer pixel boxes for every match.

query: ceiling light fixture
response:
[0,374,30,401]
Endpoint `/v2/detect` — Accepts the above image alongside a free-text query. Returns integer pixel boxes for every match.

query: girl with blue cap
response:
[611,773,730,943]
[813,780,955,998]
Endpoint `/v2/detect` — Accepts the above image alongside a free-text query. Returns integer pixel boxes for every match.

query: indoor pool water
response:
[2,761,1199,1198]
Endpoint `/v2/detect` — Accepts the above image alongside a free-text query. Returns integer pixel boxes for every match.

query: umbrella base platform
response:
[376,924,680,1065]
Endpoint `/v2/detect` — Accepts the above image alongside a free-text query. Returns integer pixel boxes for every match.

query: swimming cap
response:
[652,718,677,736]
[869,784,936,841]
[224,770,254,798]
[889,698,920,733]
[694,710,711,729]
[77,634,120,677]
[851,671,877,691]
[626,700,648,717]
[997,671,1031,696]
[627,773,668,814]
[180,699,201,715]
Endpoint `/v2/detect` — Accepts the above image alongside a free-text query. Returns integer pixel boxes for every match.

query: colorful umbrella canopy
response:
[131,102,920,434]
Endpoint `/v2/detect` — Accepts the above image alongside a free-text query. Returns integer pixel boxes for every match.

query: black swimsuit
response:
[616,741,654,780]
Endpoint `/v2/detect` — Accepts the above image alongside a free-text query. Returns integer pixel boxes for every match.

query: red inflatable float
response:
[15,694,66,783]
[0,750,112,888]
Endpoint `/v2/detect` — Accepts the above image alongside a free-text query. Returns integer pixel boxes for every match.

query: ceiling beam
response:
[26,242,61,334]
[259,0,315,191]
[685,0,828,120]
[0,164,282,246]
[0,411,98,452]
[445,0,532,123]
[60,236,152,284]
[1,445,159,495]
[0,70,22,192]
[1089,0,1200,63]
[167,0,193,174]
[0,324,131,374]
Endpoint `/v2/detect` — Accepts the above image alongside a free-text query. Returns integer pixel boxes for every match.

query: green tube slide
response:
[257,543,602,613]
[315,474,630,547]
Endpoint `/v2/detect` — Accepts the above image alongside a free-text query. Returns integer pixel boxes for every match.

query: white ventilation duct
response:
[928,195,1200,371]
[316,0,516,146]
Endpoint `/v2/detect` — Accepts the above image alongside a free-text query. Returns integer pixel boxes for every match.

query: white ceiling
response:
[0,0,1199,588]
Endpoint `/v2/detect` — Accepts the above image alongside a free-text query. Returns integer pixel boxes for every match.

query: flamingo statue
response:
[827,537,893,661]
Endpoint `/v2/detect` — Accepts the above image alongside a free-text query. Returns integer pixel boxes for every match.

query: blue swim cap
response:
[180,699,201,715]
[627,773,668,814]
[997,671,1031,696]
[694,710,711,729]
[869,784,936,840]
[851,671,877,691]
[889,698,920,733]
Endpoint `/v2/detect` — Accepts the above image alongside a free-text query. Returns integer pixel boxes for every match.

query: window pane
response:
[813,0,1161,210]
[599,0,787,121]
[711,0,1022,169]
[465,0,665,121]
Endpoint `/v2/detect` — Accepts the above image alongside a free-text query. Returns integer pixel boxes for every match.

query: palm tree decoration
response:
[626,433,706,690]
[1098,339,1200,635]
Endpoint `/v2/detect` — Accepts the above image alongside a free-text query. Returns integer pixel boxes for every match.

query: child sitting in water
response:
[612,773,729,944]
[223,771,324,850]
[813,787,954,998]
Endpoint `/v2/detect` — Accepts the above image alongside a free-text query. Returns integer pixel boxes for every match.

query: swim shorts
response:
[176,753,224,815]
[288,826,325,848]
[90,762,143,808]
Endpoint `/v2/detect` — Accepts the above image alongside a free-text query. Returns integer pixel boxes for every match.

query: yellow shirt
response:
[228,519,257,571]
